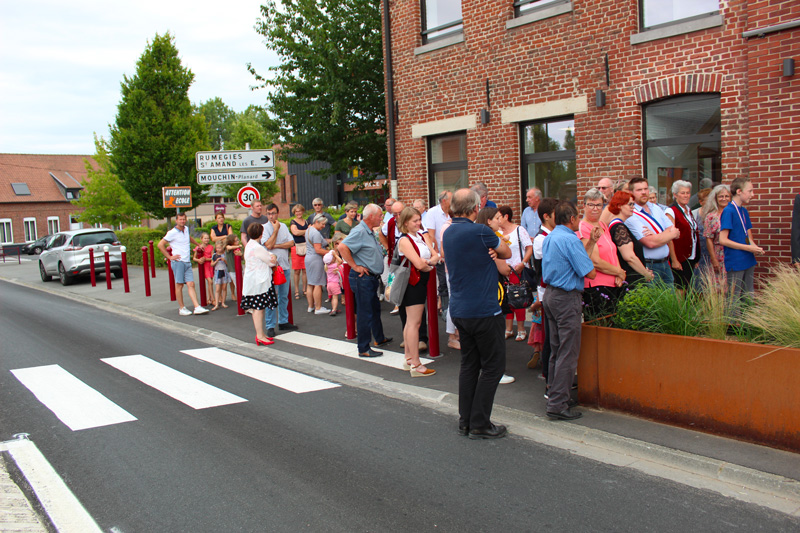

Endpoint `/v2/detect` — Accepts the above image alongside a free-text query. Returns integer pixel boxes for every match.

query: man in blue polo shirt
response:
[443,188,511,439]
[542,201,599,421]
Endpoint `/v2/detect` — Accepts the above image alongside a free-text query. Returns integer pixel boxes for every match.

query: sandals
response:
[410,364,436,377]
[505,330,514,339]
[295,293,300,300]
[515,331,527,342]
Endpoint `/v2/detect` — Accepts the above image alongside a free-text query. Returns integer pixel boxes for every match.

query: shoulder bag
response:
[517,227,539,288]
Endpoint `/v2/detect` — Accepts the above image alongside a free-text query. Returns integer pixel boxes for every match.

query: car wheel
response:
[113,269,123,279]
[40,262,52,282]
[58,263,73,286]
[33,246,43,255]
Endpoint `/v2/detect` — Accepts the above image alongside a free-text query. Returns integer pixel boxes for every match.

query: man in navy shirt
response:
[443,189,511,439]
[542,201,599,421]
[719,178,764,310]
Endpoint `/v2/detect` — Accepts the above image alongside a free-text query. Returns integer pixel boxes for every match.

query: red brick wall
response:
[384,0,800,269]
[1,203,76,243]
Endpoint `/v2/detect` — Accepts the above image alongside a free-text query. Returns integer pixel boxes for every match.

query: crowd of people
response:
[155,175,767,439]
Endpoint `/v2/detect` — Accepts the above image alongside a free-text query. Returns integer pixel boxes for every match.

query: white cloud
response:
[0,0,281,154]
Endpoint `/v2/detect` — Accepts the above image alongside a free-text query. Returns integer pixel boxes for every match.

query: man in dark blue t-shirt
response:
[719,178,763,309]
[443,188,511,440]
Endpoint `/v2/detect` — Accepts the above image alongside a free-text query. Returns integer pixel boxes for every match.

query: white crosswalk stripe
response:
[101,355,247,409]
[10,365,137,431]
[181,347,340,394]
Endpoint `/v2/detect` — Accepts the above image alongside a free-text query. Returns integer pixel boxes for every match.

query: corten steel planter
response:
[578,325,800,452]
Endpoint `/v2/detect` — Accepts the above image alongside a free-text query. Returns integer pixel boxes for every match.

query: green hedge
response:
[117,227,168,267]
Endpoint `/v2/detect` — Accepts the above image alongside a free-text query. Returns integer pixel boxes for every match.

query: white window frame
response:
[23,217,37,242]
[0,219,12,244]
[47,216,60,234]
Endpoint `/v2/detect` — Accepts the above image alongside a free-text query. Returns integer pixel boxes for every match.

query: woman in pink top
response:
[576,188,626,319]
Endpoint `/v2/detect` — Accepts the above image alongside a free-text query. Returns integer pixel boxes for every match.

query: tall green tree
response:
[197,97,236,150]
[250,0,387,181]
[72,135,146,227]
[109,32,210,219]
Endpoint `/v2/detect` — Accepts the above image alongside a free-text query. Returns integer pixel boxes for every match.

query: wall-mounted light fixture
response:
[596,89,606,108]
[783,58,795,77]
[480,109,490,124]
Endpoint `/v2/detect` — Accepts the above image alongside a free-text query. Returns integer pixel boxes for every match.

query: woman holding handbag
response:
[497,206,533,341]
[396,207,439,377]
[241,223,278,346]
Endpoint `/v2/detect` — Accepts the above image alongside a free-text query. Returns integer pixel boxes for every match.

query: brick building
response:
[382,0,799,269]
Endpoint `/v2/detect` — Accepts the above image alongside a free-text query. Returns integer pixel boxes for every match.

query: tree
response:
[72,135,146,227]
[250,0,387,181]
[109,32,210,219]
[197,97,236,150]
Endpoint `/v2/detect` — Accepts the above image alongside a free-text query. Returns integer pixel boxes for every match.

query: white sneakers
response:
[499,374,516,384]
[314,307,331,315]
[308,307,314,313]
[179,306,208,316]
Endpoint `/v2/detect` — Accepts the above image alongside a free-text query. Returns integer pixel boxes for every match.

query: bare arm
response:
[719,229,764,254]
[338,242,369,276]
[639,226,679,249]
[398,237,433,271]
[495,240,511,260]
[157,238,178,261]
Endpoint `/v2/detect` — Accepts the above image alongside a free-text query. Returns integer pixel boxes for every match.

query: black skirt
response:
[401,270,430,307]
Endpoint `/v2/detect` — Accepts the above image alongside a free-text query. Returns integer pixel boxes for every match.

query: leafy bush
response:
[117,227,167,267]
[198,218,243,237]
[615,281,703,337]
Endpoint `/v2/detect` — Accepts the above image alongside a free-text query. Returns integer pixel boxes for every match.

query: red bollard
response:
[196,254,207,307]
[343,264,356,339]
[89,247,96,287]
[149,240,156,278]
[121,246,130,293]
[287,280,294,325]
[142,247,151,297]
[236,253,244,316]
[167,247,176,302]
[103,246,112,290]
[426,265,440,358]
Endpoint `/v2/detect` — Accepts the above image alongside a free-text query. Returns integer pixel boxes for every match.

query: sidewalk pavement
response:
[2,256,800,523]
[0,451,47,532]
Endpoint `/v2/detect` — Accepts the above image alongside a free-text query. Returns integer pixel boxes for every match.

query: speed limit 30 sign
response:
[237,186,260,209]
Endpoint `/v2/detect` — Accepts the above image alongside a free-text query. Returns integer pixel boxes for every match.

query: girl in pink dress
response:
[323,236,344,316]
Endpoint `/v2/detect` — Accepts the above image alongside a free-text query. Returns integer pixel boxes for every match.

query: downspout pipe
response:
[382,0,398,198]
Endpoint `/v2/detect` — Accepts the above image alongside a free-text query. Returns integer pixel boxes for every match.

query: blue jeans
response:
[265,279,290,329]
[349,271,386,353]
[647,260,674,286]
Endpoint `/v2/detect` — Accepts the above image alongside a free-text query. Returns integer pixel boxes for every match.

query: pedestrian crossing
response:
[10,348,339,432]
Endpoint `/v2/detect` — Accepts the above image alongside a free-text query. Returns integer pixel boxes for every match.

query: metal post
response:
[121,246,130,293]
[149,240,156,278]
[343,264,356,339]
[236,253,244,316]
[426,265,440,358]
[287,279,294,325]
[167,246,176,301]
[142,247,151,297]
[89,247,96,287]
[103,245,112,290]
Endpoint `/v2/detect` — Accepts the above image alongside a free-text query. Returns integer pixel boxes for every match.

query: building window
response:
[23,218,37,241]
[643,94,721,205]
[515,0,567,17]
[428,132,468,207]
[0,219,12,244]
[640,0,719,30]
[421,0,463,43]
[47,217,60,234]
[520,117,576,202]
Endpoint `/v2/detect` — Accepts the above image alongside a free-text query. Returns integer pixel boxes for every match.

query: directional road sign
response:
[196,170,275,185]
[195,149,274,172]
[237,186,260,209]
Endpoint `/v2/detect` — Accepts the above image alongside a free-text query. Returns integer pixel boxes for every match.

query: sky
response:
[0,0,280,155]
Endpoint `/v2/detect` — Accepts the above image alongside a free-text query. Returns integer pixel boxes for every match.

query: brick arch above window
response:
[633,73,723,105]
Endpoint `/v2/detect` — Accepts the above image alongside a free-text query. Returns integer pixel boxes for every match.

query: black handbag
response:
[506,280,533,309]
[517,227,539,288]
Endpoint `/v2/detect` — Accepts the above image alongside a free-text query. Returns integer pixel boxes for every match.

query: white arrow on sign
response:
[196,170,275,184]
[195,149,274,171]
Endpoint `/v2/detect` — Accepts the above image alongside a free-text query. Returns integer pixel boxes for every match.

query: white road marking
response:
[181,347,340,394]
[10,365,136,431]
[1,438,102,532]
[275,331,434,369]
[101,355,247,409]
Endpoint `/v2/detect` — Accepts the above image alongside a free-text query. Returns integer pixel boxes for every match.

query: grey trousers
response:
[543,287,583,413]
[727,265,755,318]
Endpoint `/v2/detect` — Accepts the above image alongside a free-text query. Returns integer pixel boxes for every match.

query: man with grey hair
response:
[443,188,511,439]
[521,187,542,237]
[423,190,453,313]
[471,182,496,209]
[306,197,335,239]
[339,203,392,357]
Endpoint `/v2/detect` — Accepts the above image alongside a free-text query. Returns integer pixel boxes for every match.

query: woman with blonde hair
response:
[702,184,732,288]
[290,203,309,300]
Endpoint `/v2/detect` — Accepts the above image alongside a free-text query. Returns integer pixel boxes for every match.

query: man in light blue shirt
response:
[624,177,680,285]
[542,201,598,421]
[520,187,542,240]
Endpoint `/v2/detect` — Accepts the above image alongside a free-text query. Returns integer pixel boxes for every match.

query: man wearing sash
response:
[719,178,764,308]
[624,177,680,285]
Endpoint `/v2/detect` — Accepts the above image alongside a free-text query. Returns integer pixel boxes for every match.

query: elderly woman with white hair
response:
[305,214,331,314]
[665,180,699,290]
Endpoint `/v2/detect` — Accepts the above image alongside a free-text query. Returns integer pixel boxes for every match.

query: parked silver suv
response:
[39,228,123,285]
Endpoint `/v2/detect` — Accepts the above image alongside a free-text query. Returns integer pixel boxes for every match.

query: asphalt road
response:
[1,281,798,532]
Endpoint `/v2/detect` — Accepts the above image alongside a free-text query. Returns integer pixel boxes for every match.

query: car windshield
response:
[73,232,117,247]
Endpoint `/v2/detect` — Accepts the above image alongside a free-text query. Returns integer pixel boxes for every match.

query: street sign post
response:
[237,186,260,209]
[195,149,275,172]
[162,187,192,209]
[196,170,275,184]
